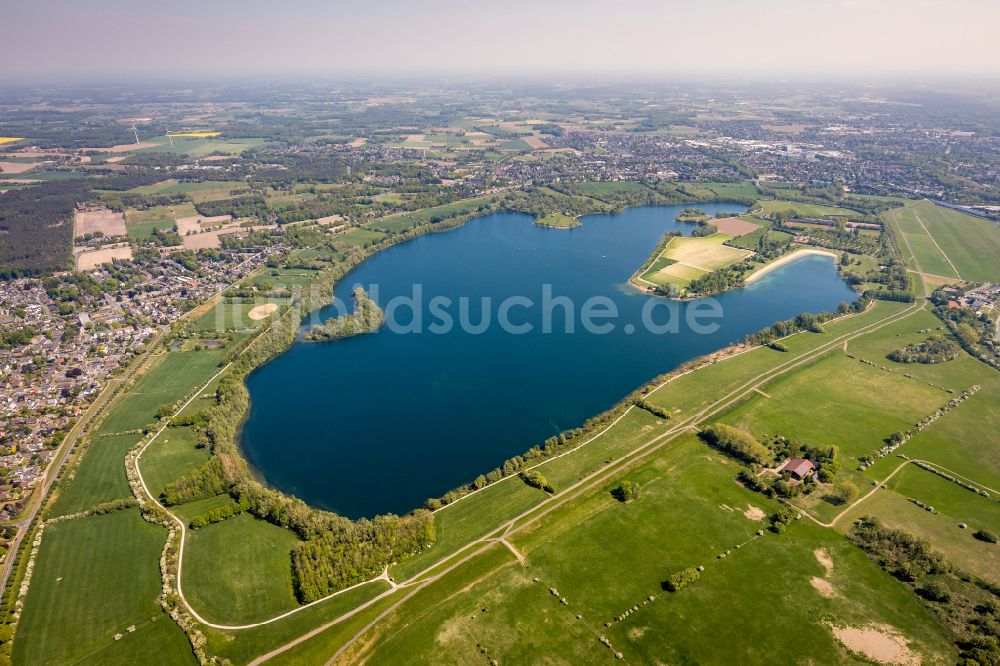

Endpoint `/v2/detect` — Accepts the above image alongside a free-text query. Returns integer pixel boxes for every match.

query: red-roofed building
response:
[780,458,816,481]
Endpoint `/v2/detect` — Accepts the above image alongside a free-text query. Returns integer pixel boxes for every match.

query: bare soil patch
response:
[0,161,39,175]
[743,505,766,521]
[713,216,761,238]
[829,624,917,665]
[814,548,834,574]
[74,208,127,237]
[247,303,279,321]
[810,577,836,598]
[176,214,233,236]
[75,245,133,270]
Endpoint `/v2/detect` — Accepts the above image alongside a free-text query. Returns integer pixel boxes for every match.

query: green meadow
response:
[13,510,194,666]
[885,199,1000,281]
[347,437,954,664]
[756,199,859,218]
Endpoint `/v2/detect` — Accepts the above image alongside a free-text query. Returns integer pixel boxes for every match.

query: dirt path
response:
[499,538,527,565]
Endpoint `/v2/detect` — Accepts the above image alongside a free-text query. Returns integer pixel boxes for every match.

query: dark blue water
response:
[240,205,857,518]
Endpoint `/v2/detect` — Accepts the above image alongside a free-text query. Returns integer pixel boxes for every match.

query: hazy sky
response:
[6,0,1000,79]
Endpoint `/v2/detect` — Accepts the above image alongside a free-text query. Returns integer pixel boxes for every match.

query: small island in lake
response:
[676,207,710,223]
[305,287,384,341]
[535,212,581,229]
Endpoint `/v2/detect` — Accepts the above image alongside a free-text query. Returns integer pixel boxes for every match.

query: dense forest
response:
[0,181,89,277]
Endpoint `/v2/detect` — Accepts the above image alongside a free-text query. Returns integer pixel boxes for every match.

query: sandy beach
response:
[745,248,839,284]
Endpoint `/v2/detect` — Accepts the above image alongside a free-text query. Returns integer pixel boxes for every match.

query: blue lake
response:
[240,204,858,518]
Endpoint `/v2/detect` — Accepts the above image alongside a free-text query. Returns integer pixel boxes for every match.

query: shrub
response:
[917,580,951,602]
[700,424,772,465]
[973,529,998,544]
[824,481,859,506]
[520,470,554,493]
[611,480,640,503]
[663,567,700,592]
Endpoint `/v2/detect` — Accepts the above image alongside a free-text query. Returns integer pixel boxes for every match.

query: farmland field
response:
[12,510,195,666]
[125,203,197,239]
[639,233,752,287]
[94,348,228,435]
[49,433,142,517]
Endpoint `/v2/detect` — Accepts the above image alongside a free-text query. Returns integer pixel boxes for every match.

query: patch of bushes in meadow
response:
[610,480,640,503]
[188,502,242,529]
[888,335,961,364]
[849,515,1000,665]
[662,567,700,592]
[520,470,554,494]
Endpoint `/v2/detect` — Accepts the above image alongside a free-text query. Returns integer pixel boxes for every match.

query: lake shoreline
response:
[240,204,859,518]
[745,247,840,284]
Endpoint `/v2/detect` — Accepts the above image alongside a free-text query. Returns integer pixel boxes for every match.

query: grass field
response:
[95,348,227,435]
[49,433,142,517]
[125,203,197,240]
[639,233,752,288]
[140,426,210,498]
[184,514,301,624]
[192,298,288,333]
[838,464,1000,583]
[576,181,648,198]
[756,199,858,218]
[884,199,1000,281]
[136,137,267,157]
[365,196,493,234]
[699,181,761,200]
[13,510,195,666]
[122,180,251,206]
[334,228,386,247]
[348,436,954,664]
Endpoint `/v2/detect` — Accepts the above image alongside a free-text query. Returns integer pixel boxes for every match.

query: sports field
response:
[884,199,1000,282]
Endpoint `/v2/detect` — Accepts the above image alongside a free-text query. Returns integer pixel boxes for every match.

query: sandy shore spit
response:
[745,248,839,284]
